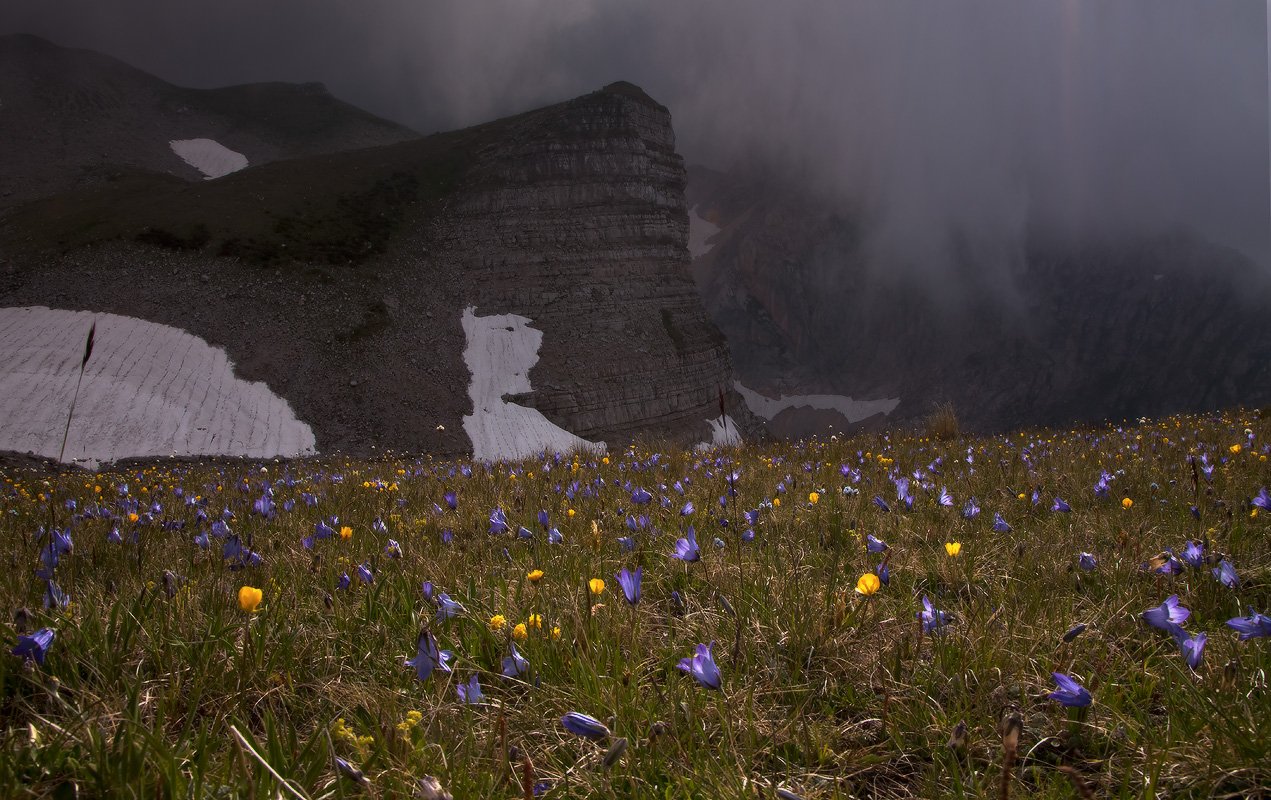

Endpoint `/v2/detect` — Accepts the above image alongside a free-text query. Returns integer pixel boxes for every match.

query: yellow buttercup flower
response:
[527,613,542,630]
[1229,443,1242,454]
[527,569,545,583]
[602,457,610,465]
[589,578,605,596]
[808,491,820,505]
[945,542,962,557]
[773,497,781,508]
[489,614,506,632]
[1121,497,1133,509]
[855,573,881,595]
[567,508,576,518]
[340,526,353,540]
[1017,492,1026,500]
[551,625,562,641]
[238,586,263,612]
[512,623,528,641]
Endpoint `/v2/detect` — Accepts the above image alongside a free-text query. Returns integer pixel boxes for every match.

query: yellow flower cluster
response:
[332,718,374,757]
[396,710,423,733]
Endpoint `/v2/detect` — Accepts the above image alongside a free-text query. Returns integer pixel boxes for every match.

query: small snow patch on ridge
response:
[169,138,248,179]
[461,307,604,463]
[0,307,315,467]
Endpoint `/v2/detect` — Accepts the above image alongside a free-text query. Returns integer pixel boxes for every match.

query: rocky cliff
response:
[688,166,1271,434]
[0,74,753,460]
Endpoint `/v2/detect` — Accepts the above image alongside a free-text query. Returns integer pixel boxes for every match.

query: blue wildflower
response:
[489,508,509,535]
[406,631,452,681]
[1181,540,1205,569]
[1226,609,1271,640]
[677,642,722,690]
[357,562,374,584]
[918,596,951,634]
[43,580,69,610]
[548,528,563,544]
[1253,487,1270,510]
[11,628,55,665]
[872,496,891,513]
[502,642,530,678]
[866,534,888,553]
[436,593,465,621]
[631,487,653,505]
[1142,595,1190,631]
[616,567,641,605]
[962,498,980,519]
[1051,497,1071,513]
[1078,552,1097,571]
[1213,560,1239,588]
[1170,625,1206,670]
[336,572,351,590]
[672,527,700,562]
[992,513,1011,533]
[560,712,610,740]
[1048,672,1092,707]
[457,673,484,704]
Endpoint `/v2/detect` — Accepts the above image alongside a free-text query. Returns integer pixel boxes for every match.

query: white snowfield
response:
[688,205,722,258]
[461,307,605,463]
[734,380,900,423]
[168,138,249,179]
[0,307,316,467]
[695,414,742,451]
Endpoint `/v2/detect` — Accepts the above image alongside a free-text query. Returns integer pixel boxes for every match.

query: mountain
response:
[0,34,418,209]
[0,41,753,462]
[687,165,1271,435]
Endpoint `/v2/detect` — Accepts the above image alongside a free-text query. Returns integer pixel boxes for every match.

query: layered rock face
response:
[431,83,743,444]
[0,75,752,460]
[688,166,1271,433]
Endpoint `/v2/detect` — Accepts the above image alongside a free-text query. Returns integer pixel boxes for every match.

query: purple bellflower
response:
[1048,672,1092,707]
[1142,595,1190,631]
[616,567,642,605]
[678,642,722,690]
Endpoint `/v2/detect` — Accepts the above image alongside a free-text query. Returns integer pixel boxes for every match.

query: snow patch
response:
[695,414,742,451]
[0,307,315,467]
[735,380,900,423]
[688,205,721,258]
[461,307,605,463]
[169,138,248,179]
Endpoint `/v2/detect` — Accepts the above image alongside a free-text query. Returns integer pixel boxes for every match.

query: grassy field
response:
[2,410,1269,798]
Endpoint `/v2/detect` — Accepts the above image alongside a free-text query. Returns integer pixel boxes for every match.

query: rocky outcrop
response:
[0,74,755,460]
[688,166,1271,433]
[430,83,747,444]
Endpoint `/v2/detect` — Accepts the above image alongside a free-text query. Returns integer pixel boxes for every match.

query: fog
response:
[3,1,1267,273]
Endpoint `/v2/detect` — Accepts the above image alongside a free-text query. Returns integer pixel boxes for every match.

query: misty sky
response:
[3,1,1268,271]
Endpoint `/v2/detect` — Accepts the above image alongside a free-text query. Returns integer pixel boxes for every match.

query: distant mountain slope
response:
[688,165,1271,434]
[0,78,754,459]
[0,34,417,209]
